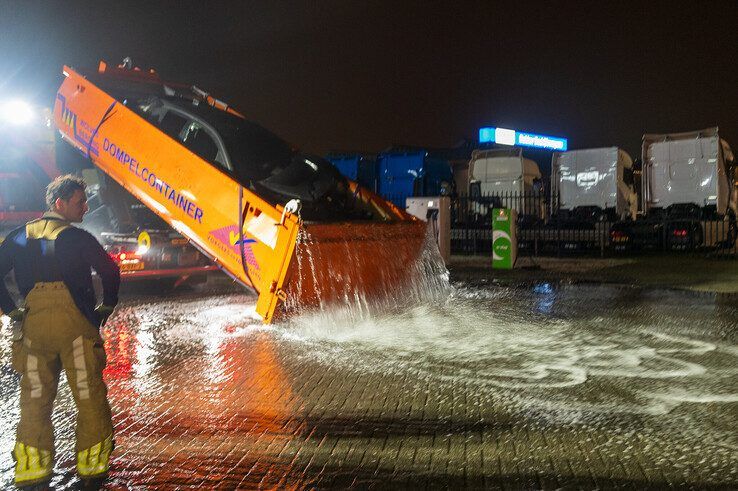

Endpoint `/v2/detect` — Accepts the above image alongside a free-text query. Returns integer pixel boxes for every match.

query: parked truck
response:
[610,128,736,251]
[468,147,544,223]
[523,147,638,253]
[552,147,637,221]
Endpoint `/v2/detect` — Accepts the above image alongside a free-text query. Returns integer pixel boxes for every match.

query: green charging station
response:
[492,208,517,269]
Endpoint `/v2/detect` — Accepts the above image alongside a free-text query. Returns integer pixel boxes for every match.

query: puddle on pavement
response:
[275,283,738,420]
[2,280,737,488]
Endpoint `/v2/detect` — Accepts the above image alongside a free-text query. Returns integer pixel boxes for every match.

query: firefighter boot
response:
[11,442,53,488]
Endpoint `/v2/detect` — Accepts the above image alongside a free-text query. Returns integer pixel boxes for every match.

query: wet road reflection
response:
[1,282,736,488]
[100,295,303,489]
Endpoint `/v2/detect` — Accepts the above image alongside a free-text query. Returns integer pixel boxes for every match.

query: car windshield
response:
[169,100,295,185]
[220,119,295,183]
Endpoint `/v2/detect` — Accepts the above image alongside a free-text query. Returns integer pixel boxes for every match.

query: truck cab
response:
[468,148,544,222]
[552,147,637,222]
[611,128,736,251]
[644,128,735,219]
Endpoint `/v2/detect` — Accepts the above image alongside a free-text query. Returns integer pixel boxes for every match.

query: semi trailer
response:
[610,128,736,251]
[450,147,544,254]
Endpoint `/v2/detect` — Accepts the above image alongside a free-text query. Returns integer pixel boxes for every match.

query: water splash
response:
[275,283,738,421]
[281,221,451,320]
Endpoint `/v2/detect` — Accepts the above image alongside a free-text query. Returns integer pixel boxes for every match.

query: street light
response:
[0,100,35,125]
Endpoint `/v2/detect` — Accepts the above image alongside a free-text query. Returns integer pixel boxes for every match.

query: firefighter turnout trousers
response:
[12,282,113,486]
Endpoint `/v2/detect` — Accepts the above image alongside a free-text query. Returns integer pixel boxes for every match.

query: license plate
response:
[120,261,145,272]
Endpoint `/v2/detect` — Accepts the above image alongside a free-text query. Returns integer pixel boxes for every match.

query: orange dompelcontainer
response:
[54,62,427,322]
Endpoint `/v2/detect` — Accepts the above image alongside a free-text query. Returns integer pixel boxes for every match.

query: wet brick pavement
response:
[1,280,737,489]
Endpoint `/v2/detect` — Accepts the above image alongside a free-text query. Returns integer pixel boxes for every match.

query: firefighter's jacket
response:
[0,213,120,325]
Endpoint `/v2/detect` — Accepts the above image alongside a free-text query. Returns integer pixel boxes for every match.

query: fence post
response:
[557,213,561,257]
[662,217,668,252]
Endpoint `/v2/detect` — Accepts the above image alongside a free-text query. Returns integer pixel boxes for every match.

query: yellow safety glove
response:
[95,304,115,327]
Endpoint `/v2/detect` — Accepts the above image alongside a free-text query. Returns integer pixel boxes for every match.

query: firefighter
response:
[0,175,120,488]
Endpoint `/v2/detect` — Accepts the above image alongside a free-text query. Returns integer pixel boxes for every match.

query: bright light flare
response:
[0,100,34,125]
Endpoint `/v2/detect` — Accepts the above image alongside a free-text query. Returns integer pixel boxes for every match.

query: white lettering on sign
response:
[517,133,566,150]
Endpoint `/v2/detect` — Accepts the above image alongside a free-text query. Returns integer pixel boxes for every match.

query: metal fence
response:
[444,191,738,258]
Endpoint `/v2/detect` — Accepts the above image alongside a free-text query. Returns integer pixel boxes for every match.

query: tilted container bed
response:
[54,61,429,323]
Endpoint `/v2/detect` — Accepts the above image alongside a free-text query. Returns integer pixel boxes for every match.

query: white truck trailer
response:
[611,127,736,251]
[551,147,637,221]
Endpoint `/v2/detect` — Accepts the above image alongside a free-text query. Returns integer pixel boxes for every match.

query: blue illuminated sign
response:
[478,127,568,151]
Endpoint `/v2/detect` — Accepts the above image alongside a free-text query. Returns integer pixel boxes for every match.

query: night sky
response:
[1,1,737,159]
